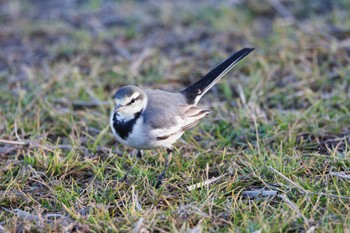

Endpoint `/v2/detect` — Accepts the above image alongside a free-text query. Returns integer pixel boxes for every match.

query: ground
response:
[0,0,349,232]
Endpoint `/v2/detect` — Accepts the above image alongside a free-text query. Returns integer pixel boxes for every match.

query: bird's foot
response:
[119,173,129,183]
[155,172,165,188]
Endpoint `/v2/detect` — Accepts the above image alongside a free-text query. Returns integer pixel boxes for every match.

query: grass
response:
[0,0,350,232]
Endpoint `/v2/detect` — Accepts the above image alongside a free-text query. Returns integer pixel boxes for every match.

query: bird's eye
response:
[130,98,136,104]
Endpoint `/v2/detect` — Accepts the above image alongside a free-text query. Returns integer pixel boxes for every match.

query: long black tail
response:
[181,48,254,105]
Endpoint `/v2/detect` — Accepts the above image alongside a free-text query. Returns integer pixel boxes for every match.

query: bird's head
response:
[113,85,147,121]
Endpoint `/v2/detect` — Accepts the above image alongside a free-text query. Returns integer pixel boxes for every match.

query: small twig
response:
[187,173,227,191]
[329,172,350,180]
[237,84,246,106]
[0,139,29,146]
[14,121,22,142]
[132,186,143,212]
[269,166,306,193]
[252,114,260,155]
[242,189,278,198]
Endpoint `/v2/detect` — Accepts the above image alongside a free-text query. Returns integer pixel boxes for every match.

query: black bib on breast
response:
[112,111,142,140]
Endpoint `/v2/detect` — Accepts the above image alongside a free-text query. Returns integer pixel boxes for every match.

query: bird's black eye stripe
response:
[127,97,138,105]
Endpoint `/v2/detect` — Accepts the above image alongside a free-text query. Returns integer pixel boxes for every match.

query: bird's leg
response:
[155,148,173,188]
[136,149,143,159]
[120,150,143,182]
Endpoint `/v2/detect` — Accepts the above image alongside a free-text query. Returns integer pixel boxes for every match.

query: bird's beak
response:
[114,104,125,113]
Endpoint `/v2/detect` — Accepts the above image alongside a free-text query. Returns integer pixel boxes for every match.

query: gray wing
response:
[143,90,188,130]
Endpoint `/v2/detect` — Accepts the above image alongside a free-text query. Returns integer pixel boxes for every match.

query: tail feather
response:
[180,48,254,105]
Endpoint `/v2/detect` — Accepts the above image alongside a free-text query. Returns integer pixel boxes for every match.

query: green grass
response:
[0,0,350,232]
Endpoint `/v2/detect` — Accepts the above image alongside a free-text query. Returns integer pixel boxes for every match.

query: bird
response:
[110,48,254,187]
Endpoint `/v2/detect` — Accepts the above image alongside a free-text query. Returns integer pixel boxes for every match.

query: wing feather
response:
[142,90,210,141]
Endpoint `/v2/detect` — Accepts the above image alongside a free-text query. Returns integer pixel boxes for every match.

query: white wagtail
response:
[110,48,254,187]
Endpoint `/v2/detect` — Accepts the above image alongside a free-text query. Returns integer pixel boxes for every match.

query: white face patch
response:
[114,94,145,121]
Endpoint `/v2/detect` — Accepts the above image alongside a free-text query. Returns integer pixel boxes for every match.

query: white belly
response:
[110,114,183,150]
